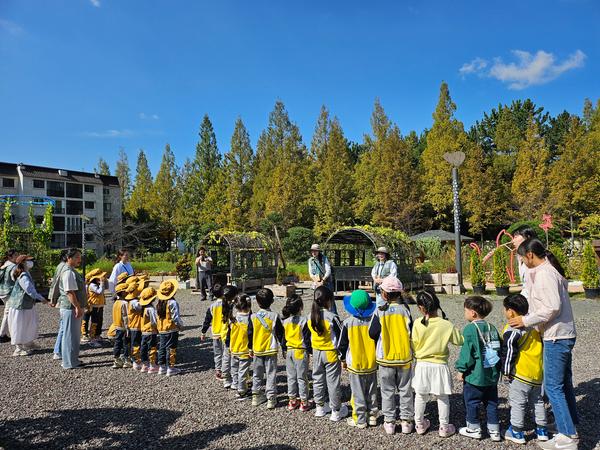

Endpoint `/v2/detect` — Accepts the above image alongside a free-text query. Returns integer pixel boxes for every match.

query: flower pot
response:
[584,288,600,299]
[473,285,486,295]
[495,286,510,296]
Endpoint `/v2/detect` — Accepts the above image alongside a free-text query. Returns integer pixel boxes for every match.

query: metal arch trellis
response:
[0,195,56,207]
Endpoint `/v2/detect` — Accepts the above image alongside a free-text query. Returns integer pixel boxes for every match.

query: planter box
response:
[584,287,600,299]
[496,286,510,296]
[444,284,462,295]
[441,273,459,285]
[425,273,442,285]
[264,284,296,298]
[472,285,486,295]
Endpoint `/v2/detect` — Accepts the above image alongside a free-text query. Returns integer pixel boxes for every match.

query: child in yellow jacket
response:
[227,294,253,399]
[201,284,225,379]
[139,286,159,374]
[156,279,184,376]
[111,282,130,368]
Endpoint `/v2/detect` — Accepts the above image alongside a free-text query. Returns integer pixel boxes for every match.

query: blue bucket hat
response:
[343,290,376,319]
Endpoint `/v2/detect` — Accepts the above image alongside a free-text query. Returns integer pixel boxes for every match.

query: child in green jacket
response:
[455,296,501,442]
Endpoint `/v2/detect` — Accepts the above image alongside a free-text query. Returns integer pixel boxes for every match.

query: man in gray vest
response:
[371,247,398,307]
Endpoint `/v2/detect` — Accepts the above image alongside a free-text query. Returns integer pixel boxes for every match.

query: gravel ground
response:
[1,291,599,450]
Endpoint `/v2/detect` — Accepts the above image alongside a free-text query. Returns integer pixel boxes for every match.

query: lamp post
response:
[443,151,466,294]
[80,214,91,280]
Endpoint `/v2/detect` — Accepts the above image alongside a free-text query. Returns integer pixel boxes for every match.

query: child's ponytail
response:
[156,299,167,320]
[282,294,303,319]
[221,285,239,324]
[311,286,332,335]
[416,290,445,327]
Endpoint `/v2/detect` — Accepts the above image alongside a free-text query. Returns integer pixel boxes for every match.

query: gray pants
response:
[60,308,82,369]
[231,356,251,393]
[286,349,309,401]
[509,379,548,431]
[252,354,278,399]
[197,270,213,301]
[379,365,414,422]
[350,372,378,425]
[212,338,223,370]
[221,345,232,383]
[0,303,10,337]
[312,349,342,410]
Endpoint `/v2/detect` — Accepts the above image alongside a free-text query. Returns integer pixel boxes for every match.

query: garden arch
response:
[200,231,278,292]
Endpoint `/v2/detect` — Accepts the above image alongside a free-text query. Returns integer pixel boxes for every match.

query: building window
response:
[66,217,82,232]
[33,179,45,189]
[47,181,65,197]
[66,233,82,248]
[53,216,65,232]
[66,200,83,215]
[66,183,83,199]
[84,201,95,209]
[103,203,112,212]
[2,178,15,188]
[84,233,95,242]
[84,184,95,193]
[103,188,110,195]
[54,200,64,214]
[51,233,66,248]
[35,215,44,225]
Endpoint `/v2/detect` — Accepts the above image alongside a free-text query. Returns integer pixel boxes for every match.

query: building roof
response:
[409,229,474,242]
[0,161,120,187]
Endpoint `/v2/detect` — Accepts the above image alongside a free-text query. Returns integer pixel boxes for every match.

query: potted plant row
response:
[493,246,510,296]
[581,242,600,299]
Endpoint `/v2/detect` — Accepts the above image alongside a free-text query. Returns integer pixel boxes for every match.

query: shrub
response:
[506,220,563,245]
[578,214,600,240]
[175,254,193,281]
[581,242,600,289]
[493,246,510,287]
[470,248,486,286]
[48,249,97,266]
[282,227,314,263]
[549,244,570,279]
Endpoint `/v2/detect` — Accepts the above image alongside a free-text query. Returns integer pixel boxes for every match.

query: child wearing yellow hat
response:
[125,280,144,370]
[156,279,184,376]
[82,269,107,348]
[111,282,131,368]
[139,286,159,374]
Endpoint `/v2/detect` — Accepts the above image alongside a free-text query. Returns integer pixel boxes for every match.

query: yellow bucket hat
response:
[86,268,102,281]
[138,279,149,291]
[139,287,158,306]
[115,282,129,294]
[124,282,141,300]
[117,272,131,283]
[89,271,107,283]
[157,279,179,300]
[126,276,140,285]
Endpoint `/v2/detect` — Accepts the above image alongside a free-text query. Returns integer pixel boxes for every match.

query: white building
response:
[0,161,122,256]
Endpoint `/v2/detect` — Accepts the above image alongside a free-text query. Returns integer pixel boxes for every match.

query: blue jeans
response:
[158,331,179,368]
[463,382,499,431]
[544,338,578,436]
[60,308,81,369]
[53,314,64,356]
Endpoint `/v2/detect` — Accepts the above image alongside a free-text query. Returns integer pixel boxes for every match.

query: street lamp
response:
[443,151,466,294]
[81,214,91,280]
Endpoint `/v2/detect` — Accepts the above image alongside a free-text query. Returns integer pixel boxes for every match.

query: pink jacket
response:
[522,260,576,341]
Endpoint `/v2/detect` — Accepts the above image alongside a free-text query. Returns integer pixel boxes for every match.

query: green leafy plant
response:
[493,246,510,288]
[282,227,314,263]
[549,244,570,279]
[175,254,193,281]
[581,242,599,289]
[470,248,486,286]
[578,214,600,240]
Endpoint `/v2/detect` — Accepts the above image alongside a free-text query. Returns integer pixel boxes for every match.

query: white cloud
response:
[0,19,24,36]
[139,112,160,120]
[80,129,134,138]
[89,0,101,7]
[459,57,488,77]
[459,49,586,90]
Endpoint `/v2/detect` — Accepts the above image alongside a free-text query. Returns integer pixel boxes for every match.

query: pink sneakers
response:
[400,420,414,434]
[384,422,396,435]
[439,423,456,438]
[416,418,431,435]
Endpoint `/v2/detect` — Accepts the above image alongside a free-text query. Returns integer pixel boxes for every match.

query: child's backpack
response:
[474,322,500,368]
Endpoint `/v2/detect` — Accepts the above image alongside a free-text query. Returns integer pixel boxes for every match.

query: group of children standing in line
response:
[80,268,184,376]
[201,276,551,444]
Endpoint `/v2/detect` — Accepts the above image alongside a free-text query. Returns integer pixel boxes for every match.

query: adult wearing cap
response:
[308,244,336,313]
[7,255,48,356]
[57,248,87,369]
[338,290,378,428]
[108,249,134,294]
[371,247,398,308]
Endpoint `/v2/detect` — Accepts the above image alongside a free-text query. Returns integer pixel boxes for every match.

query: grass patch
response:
[286,262,310,281]
[84,260,176,275]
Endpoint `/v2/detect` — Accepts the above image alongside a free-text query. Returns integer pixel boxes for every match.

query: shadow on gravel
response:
[0,407,246,449]
[575,378,600,450]
[242,446,299,450]
[175,337,213,373]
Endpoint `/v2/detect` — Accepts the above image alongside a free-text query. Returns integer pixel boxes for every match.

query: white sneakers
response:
[314,403,332,417]
[330,404,349,422]
[537,434,579,450]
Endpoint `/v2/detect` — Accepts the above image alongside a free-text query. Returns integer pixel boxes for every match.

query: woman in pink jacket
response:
[509,238,578,450]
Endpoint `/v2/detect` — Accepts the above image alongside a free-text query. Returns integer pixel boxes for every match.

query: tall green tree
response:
[96,158,110,175]
[250,101,310,229]
[314,117,354,234]
[126,149,153,218]
[177,115,222,241]
[151,144,178,246]
[511,117,549,220]
[421,82,469,222]
[114,147,131,210]
[219,118,255,230]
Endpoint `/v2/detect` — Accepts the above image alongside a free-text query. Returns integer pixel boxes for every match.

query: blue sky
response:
[1,0,598,175]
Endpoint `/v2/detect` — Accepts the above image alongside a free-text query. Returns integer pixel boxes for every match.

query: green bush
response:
[581,242,600,289]
[175,254,193,281]
[48,249,97,266]
[506,220,563,245]
[549,244,570,279]
[282,227,314,263]
[470,248,486,286]
[142,251,180,263]
[493,246,510,287]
